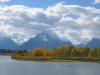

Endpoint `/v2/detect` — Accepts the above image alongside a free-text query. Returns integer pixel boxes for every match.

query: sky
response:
[0,0,100,45]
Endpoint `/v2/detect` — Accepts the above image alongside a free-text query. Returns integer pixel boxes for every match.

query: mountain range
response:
[0,31,100,50]
[87,39,100,48]
[19,31,72,50]
[0,37,18,50]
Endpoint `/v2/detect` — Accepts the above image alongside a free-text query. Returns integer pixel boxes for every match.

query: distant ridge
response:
[0,37,18,50]
[0,32,100,50]
[86,39,100,48]
[19,30,72,50]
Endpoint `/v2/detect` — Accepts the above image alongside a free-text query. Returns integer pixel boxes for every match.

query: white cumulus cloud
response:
[0,2,100,45]
[95,0,100,3]
[0,0,11,3]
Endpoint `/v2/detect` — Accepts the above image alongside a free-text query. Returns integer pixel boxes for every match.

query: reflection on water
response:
[0,56,100,75]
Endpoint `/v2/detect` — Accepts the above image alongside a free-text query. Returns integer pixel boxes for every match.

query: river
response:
[0,56,100,75]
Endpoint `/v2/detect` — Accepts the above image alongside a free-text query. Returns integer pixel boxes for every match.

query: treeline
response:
[0,49,13,55]
[12,45,100,61]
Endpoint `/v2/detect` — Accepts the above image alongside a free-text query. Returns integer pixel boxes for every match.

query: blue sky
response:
[0,0,100,8]
[0,0,100,45]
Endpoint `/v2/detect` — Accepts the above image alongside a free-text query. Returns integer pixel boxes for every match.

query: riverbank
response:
[11,45,100,63]
[12,56,100,63]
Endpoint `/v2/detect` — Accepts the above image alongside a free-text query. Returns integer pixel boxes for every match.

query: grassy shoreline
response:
[13,58,100,63]
[11,45,100,63]
[12,56,100,63]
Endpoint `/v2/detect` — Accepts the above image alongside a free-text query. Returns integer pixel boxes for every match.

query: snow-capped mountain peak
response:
[36,30,59,41]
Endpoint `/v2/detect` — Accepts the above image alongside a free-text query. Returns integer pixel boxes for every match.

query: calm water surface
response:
[0,56,100,75]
